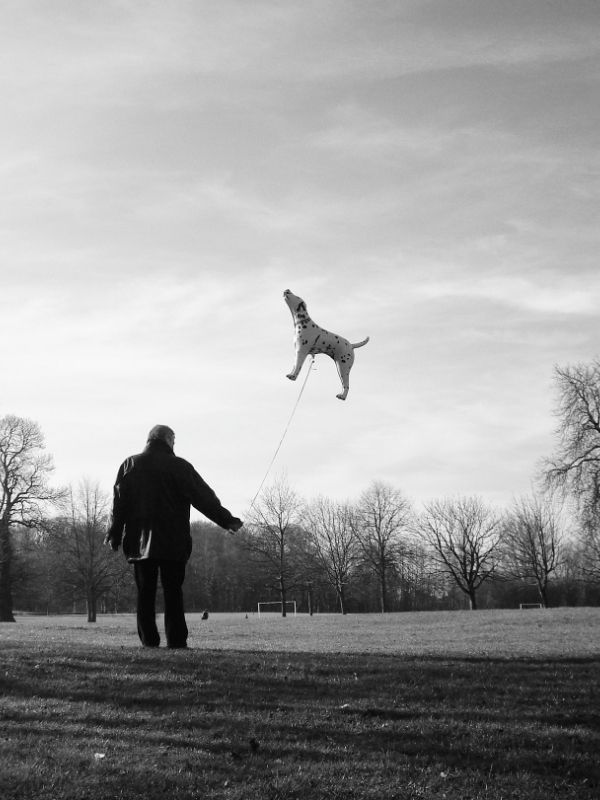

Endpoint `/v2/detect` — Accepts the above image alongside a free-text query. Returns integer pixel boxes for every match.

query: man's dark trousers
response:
[133,559,188,648]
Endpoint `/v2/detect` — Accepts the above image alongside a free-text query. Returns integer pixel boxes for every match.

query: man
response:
[105,424,243,648]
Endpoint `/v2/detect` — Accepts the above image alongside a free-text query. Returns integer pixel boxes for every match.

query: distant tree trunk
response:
[337,582,347,615]
[0,518,16,622]
[379,556,388,613]
[307,583,314,616]
[87,591,97,623]
[279,575,287,617]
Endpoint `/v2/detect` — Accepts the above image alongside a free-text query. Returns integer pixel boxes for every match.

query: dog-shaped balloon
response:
[283,289,369,400]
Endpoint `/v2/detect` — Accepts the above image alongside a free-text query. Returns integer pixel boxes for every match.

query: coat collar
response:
[144,439,174,455]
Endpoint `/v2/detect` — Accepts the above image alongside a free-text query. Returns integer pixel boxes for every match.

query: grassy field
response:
[1,609,599,799]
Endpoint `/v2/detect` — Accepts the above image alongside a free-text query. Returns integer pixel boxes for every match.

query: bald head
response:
[147,425,175,450]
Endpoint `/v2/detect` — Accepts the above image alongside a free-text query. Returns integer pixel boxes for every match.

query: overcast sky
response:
[1,0,599,519]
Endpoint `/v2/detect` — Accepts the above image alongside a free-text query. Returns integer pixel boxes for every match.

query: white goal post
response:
[519,603,544,609]
[257,600,297,617]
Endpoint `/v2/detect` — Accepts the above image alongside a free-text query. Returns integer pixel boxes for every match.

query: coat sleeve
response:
[105,461,128,545]
[186,464,241,531]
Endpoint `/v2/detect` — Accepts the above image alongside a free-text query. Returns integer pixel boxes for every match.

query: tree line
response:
[2,359,600,622]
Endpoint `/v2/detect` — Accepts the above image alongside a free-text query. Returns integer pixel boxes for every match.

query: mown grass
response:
[1,610,599,799]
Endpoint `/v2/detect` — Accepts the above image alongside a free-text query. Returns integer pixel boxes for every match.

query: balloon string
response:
[248,358,315,511]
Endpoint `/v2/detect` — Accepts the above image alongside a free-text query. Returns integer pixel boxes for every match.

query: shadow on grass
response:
[1,644,599,799]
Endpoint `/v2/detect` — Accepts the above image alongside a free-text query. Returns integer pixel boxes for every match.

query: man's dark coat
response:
[107,439,239,562]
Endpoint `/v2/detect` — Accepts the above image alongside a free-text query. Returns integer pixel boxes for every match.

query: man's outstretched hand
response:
[228,519,244,534]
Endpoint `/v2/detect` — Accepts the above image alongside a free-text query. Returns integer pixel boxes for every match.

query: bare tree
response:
[416,496,502,610]
[545,360,600,523]
[242,477,305,616]
[305,497,359,614]
[501,493,564,607]
[0,415,64,622]
[49,480,128,622]
[353,481,413,613]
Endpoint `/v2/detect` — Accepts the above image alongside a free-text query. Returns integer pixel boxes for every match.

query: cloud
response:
[416,272,599,316]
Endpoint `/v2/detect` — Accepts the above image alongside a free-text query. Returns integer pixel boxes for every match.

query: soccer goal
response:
[257,600,297,617]
[519,603,544,609]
